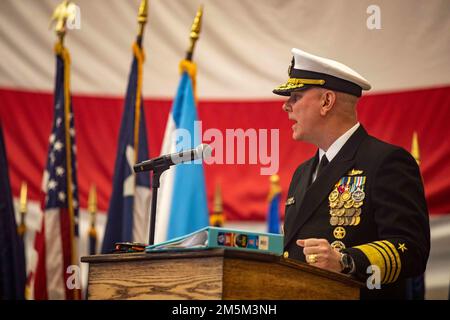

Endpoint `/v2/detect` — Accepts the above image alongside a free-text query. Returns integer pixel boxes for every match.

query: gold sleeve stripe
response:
[354,243,387,282]
[367,243,391,283]
[374,241,398,283]
[381,240,402,282]
[372,242,396,283]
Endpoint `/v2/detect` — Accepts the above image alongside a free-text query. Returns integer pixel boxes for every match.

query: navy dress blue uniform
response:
[274,48,430,299]
[283,125,430,299]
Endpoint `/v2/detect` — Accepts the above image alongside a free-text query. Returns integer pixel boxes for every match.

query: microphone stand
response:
[147,163,170,245]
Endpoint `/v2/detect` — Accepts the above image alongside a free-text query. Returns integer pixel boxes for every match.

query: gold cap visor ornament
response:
[273,48,371,97]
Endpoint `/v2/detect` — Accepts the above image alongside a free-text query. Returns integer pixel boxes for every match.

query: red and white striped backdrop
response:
[1,0,449,220]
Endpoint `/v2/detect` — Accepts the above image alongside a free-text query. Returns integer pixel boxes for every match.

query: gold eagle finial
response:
[50,0,77,43]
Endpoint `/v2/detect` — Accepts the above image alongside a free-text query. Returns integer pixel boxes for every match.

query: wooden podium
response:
[81,249,361,300]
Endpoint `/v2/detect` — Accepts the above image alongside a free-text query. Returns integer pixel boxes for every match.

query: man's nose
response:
[282,102,291,112]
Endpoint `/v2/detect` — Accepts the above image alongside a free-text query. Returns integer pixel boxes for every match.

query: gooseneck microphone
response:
[134,143,212,246]
[133,143,212,173]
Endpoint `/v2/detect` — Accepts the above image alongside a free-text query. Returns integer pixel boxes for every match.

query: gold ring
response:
[307,254,318,264]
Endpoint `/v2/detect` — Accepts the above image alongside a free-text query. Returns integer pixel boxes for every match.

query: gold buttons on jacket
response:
[283,251,289,258]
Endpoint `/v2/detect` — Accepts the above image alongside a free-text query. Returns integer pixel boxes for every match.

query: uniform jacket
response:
[283,125,430,299]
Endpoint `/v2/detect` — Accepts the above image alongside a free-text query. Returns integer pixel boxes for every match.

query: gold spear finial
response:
[411,131,420,165]
[50,0,76,44]
[88,185,97,235]
[213,184,222,213]
[137,0,149,40]
[186,5,204,61]
[17,182,28,236]
[88,185,98,255]
[88,184,97,213]
[19,182,28,214]
[270,174,280,184]
[268,174,281,201]
[210,183,224,227]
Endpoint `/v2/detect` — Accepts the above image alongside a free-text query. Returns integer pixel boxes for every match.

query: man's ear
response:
[320,90,336,116]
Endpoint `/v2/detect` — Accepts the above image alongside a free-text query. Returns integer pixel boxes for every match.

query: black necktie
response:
[317,155,329,177]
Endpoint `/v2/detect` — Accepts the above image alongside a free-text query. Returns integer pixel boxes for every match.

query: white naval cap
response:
[273,48,371,97]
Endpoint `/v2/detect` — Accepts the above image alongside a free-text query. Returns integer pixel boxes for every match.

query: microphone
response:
[133,143,212,173]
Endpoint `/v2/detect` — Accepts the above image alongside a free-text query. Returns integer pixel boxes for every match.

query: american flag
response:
[31,44,80,300]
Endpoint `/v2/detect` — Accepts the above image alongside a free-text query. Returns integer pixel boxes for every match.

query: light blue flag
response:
[267,175,281,234]
[166,71,209,239]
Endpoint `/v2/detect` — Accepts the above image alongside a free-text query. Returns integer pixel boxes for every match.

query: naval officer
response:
[274,48,430,299]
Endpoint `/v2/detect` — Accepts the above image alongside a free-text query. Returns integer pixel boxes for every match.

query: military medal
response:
[329,189,339,202]
[344,217,353,226]
[329,200,339,209]
[349,216,356,226]
[329,174,366,233]
[344,199,354,209]
[331,240,346,251]
[333,227,346,239]
[352,187,365,202]
[330,216,338,226]
[336,200,344,209]
[344,207,355,216]
[341,190,351,202]
[353,201,363,208]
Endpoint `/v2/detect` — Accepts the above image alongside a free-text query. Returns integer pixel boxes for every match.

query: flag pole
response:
[411,131,420,165]
[133,0,148,164]
[17,182,27,239]
[210,183,224,227]
[131,0,162,246]
[88,185,98,255]
[136,0,148,47]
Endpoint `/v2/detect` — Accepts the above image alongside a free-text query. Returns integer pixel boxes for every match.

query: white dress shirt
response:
[312,122,360,182]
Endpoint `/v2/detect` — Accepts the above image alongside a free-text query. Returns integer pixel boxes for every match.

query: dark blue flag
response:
[0,124,26,299]
[101,43,151,253]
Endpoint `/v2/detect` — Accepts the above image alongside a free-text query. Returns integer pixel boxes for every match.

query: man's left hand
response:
[296,238,342,273]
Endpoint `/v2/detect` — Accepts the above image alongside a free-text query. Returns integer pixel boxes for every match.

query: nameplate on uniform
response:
[285,197,295,206]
